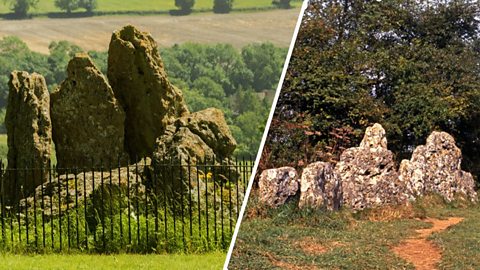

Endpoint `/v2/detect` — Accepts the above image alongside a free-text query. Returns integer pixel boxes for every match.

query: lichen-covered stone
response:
[399,131,477,202]
[335,123,407,210]
[299,162,342,210]
[176,108,236,158]
[152,108,238,196]
[51,53,127,169]
[5,71,52,202]
[258,167,298,207]
[108,25,189,160]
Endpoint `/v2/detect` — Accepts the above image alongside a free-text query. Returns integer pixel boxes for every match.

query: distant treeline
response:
[0,36,287,157]
[1,0,298,18]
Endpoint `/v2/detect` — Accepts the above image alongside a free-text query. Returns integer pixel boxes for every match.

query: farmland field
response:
[0,8,300,54]
[0,0,302,14]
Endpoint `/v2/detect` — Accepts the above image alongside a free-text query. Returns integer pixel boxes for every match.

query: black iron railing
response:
[0,157,253,253]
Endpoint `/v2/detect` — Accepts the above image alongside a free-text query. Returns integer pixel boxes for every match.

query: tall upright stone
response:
[335,123,407,210]
[299,162,342,210]
[50,53,127,169]
[5,71,52,202]
[108,25,189,160]
[399,131,477,202]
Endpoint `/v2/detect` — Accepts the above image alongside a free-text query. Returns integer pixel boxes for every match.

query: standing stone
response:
[50,53,127,169]
[399,131,477,202]
[5,71,52,202]
[258,167,298,208]
[152,108,237,196]
[335,123,407,210]
[299,162,342,210]
[108,25,189,160]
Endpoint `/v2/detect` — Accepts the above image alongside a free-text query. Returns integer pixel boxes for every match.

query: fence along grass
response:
[0,157,252,253]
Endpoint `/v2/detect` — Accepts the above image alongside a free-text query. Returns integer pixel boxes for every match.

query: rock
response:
[335,123,407,210]
[5,71,52,202]
[152,108,238,196]
[399,131,477,202]
[176,108,236,158]
[299,162,342,210]
[258,167,298,207]
[108,25,189,160]
[50,53,127,169]
[20,161,148,217]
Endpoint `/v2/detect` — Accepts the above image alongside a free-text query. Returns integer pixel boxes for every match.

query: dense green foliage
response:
[213,0,233,14]
[3,0,38,17]
[265,0,480,181]
[174,0,194,14]
[0,37,286,157]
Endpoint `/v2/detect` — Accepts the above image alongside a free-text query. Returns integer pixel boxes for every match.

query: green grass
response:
[0,0,303,14]
[229,194,480,269]
[0,252,225,269]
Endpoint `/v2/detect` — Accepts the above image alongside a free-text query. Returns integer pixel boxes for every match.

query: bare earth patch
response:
[0,9,300,54]
[392,217,464,270]
[264,252,318,270]
[295,237,328,254]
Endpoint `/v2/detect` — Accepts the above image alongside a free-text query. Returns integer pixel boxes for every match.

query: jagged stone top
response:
[109,24,169,82]
[424,131,459,152]
[9,71,49,100]
[359,123,388,149]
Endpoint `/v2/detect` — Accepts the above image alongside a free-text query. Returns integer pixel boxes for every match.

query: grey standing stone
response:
[335,123,407,210]
[50,53,127,169]
[108,25,189,160]
[258,167,298,207]
[399,131,477,202]
[5,71,52,202]
[299,162,342,210]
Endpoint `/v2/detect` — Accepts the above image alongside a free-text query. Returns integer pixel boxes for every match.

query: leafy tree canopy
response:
[265,0,480,181]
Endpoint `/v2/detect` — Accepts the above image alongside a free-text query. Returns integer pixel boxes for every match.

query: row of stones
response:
[258,124,477,210]
[5,25,237,201]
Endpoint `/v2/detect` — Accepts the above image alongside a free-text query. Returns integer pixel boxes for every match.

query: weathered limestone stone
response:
[152,108,237,195]
[399,131,477,202]
[51,53,127,169]
[108,25,189,160]
[176,108,236,158]
[20,160,149,216]
[258,167,298,207]
[335,123,407,210]
[299,162,342,210]
[5,71,52,202]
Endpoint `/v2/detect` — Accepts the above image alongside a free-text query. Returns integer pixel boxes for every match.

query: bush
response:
[174,0,195,15]
[213,0,233,14]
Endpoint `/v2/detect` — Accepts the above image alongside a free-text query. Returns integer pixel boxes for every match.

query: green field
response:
[0,252,225,270]
[229,194,480,269]
[0,0,302,14]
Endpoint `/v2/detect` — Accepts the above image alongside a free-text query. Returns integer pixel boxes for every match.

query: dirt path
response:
[392,217,464,270]
[0,9,300,54]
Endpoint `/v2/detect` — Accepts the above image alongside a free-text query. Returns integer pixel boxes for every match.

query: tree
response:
[3,0,38,18]
[242,43,286,91]
[78,0,97,12]
[213,0,233,14]
[48,41,82,83]
[54,0,79,13]
[266,0,480,180]
[175,0,195,14]
[272,0,290,9]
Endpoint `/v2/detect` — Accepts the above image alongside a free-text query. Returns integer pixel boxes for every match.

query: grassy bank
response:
[229,194,480,269]
[0,252,225,270]
[0,0,302,16]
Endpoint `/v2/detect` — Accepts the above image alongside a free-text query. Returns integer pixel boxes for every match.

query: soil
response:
[0,9,300,54]
[392,217,464,270]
